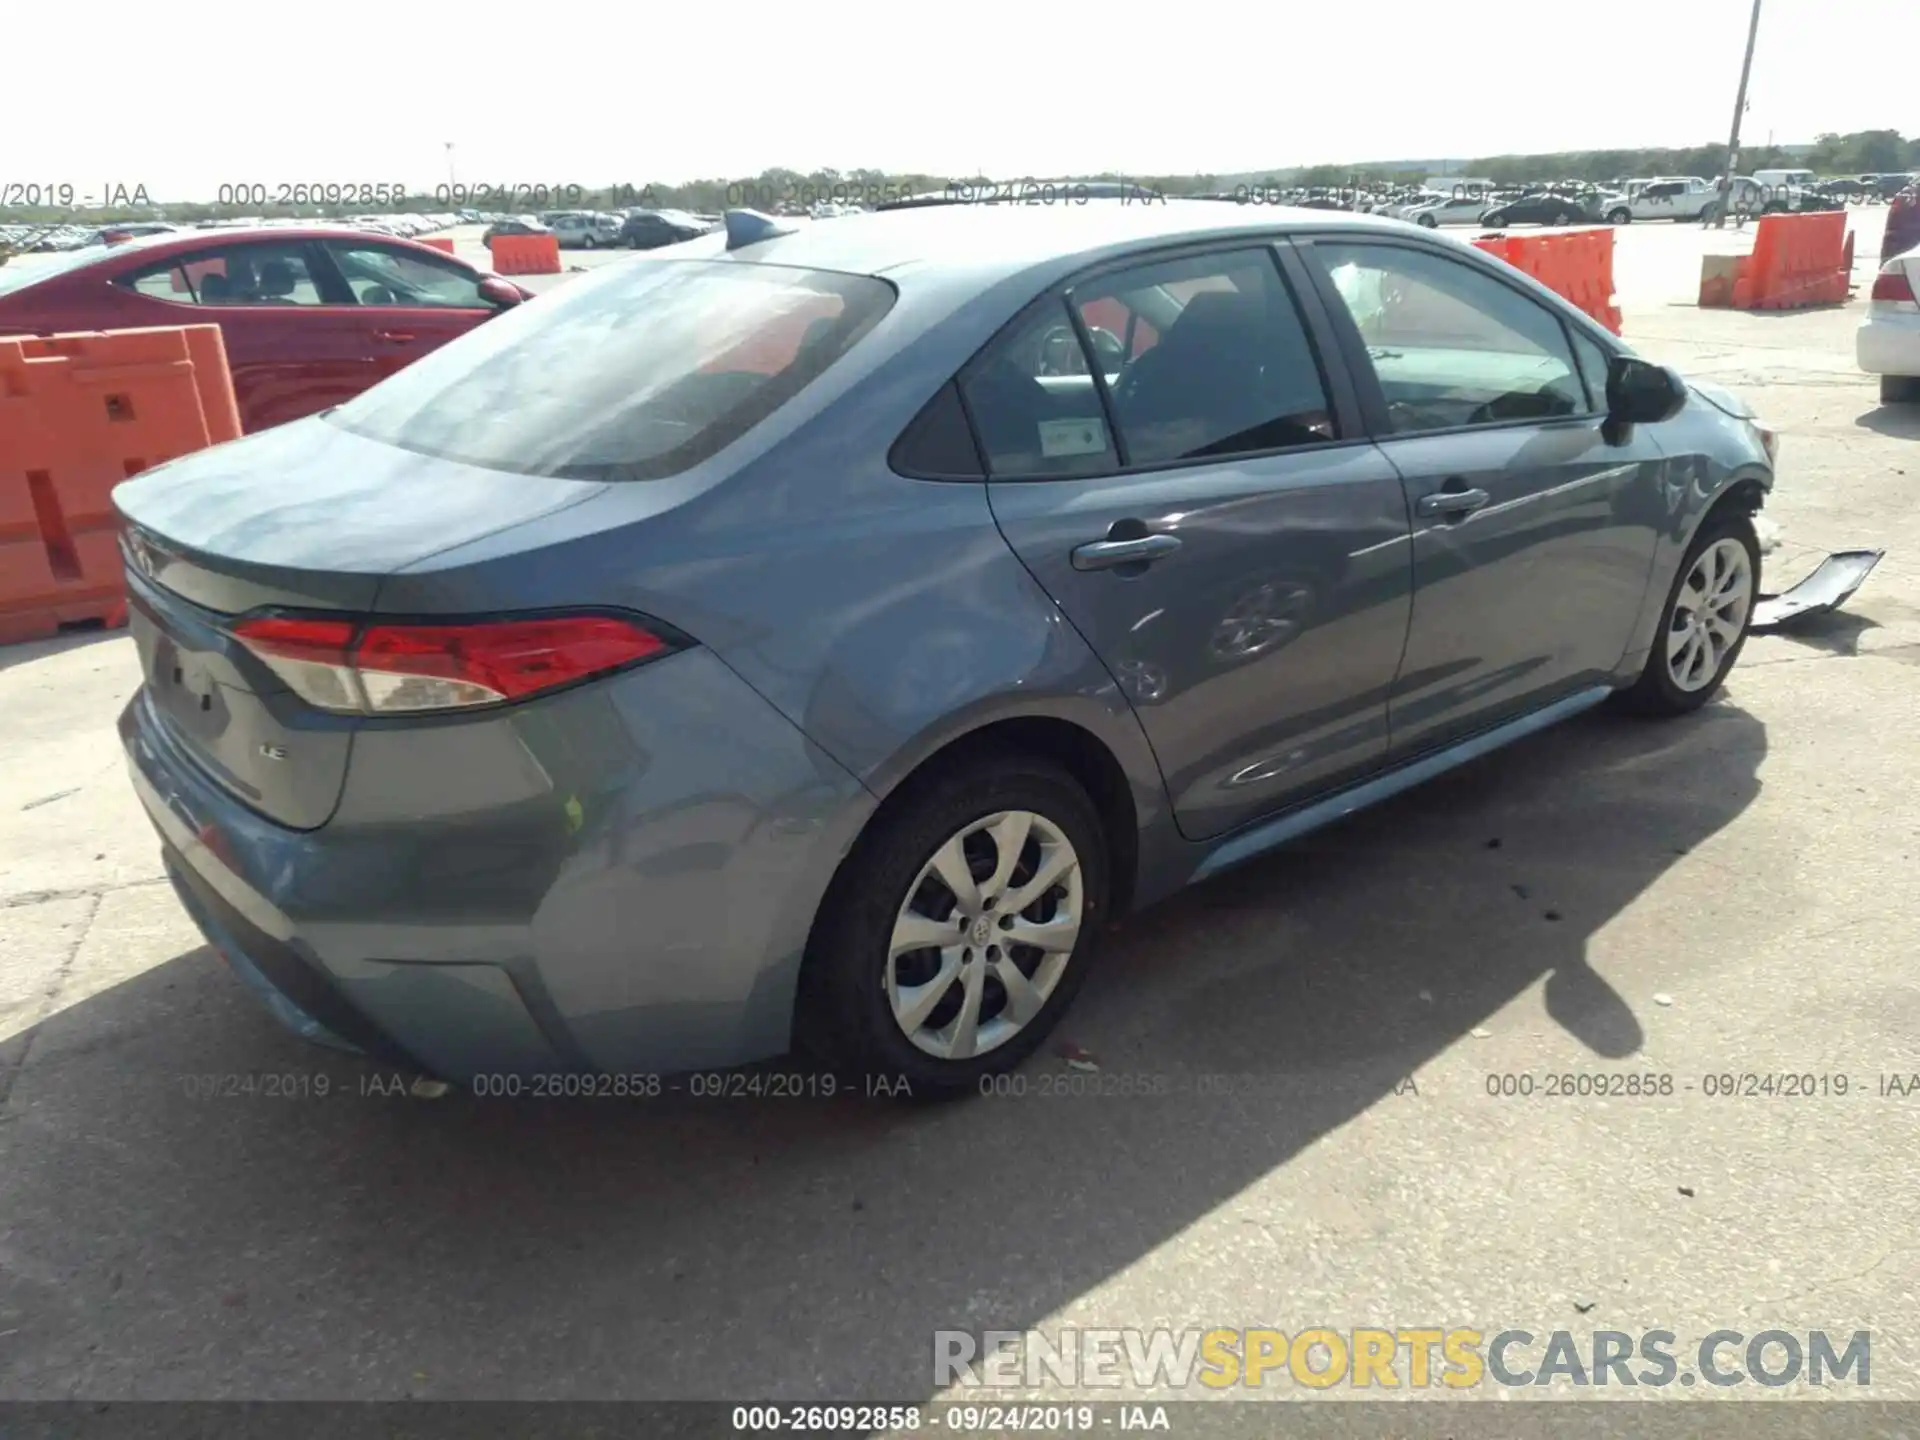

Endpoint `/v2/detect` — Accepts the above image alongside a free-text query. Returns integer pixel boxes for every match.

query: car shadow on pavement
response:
[1752,607,1881,659]
[0,703,1766,1401]
[0,625,124,677]
[1855,403,1920,439]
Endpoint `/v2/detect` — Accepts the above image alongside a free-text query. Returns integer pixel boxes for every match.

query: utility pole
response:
[1714,0,1763,229]
[445,142,457,193]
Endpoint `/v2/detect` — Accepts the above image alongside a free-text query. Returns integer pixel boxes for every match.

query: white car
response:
[1381,191,1445,219]
[1858,254,1920,404]
[1607,177,1720,224]
[1402,194,1492,228]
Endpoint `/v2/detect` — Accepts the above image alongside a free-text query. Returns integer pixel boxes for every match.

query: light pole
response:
[445,142,457,196]
[1714,0,1763,229]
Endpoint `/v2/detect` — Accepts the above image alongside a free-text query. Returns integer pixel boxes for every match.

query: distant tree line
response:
[4,130,1915,225]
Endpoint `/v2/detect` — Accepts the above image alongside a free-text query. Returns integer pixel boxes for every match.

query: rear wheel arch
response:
[848,715,1140,920]
[791,715,1140,1079]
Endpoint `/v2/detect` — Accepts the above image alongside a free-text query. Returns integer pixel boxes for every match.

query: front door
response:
[317,240,497,380]
[1300,237,1667,758]
[976,244,1414,842]
[121,240,377,431]
[184,240,382,432]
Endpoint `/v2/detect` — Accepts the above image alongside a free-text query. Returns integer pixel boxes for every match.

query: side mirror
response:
[477,276,522,309]
[1606,355,1687,426]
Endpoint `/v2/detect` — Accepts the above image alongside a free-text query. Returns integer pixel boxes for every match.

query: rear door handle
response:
[1071,533,1182,571]
[374,331,417,344]
[1415,487,1491,519]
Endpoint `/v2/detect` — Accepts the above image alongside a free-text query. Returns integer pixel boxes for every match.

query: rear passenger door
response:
[977,244,1414,843]
[1299,237,1666,760]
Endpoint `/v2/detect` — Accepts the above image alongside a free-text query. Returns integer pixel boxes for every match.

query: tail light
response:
[1870,268,1916,305]
[233,612,679,715]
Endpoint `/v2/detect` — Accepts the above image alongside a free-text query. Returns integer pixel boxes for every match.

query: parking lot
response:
[1,209,1917,1406]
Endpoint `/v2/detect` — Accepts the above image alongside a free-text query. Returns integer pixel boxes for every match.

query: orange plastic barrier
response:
[486,233,561,276]
[0,324,241,645]
[421,237,456,254]
[1697,212,1853,310]
[1473,228,1622,335]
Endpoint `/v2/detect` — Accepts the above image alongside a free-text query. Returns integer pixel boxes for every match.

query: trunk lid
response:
[114,416,606,830]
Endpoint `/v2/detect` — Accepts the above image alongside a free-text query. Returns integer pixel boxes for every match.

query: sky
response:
[9,0,1913,204]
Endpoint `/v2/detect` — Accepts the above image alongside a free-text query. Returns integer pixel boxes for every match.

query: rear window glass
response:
[325,259,894,480]
[0,244,115,295]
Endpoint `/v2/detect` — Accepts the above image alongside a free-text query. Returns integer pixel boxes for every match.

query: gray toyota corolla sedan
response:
[114,200,1776,1093]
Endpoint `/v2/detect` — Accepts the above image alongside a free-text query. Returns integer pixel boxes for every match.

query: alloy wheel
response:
[886,811,1083,1060]
[1667,538,1754,692]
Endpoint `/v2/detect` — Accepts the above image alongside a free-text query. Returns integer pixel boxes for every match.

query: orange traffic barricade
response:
[421,237,456,254]
[486,233,561,276]
[1698,212,1853,310]
[0,324,241,646]
[1474,228,1622,335]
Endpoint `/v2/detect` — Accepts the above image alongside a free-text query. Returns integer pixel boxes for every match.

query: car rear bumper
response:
[1858,310,1920,377]
[120,647,876,1081]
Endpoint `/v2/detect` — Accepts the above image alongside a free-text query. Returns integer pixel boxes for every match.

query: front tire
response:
[797,754,1110,1095]
[1416,213,1438,228]
[1608,208,1632,225]
[1613,512,1760,716]
[1880,375,1920,404]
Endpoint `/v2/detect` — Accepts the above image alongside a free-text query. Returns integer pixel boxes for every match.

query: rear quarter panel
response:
[372,280,1185,904]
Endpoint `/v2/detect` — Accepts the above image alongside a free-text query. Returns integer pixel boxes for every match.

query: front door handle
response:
[1071,532,1181,572]
[1415,486,1491,520]
[374,331,417,344]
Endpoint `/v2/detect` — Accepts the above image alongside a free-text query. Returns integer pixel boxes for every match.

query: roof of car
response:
[671,200,1400,285]
[105,225,460,253]
[0,226,479,287]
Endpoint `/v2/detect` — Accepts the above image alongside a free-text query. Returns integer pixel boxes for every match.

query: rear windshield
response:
[325,259,894,480]
[0,244,115,296]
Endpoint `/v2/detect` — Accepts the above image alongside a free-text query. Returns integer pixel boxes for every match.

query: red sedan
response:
[0,226,532,432]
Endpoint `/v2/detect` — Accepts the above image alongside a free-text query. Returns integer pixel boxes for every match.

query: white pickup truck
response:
[1605,177,1722,224]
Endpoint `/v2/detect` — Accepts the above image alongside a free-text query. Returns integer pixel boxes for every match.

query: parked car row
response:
[1,213,465,256]
[484,208,722,250]
[1198,169,1900,232]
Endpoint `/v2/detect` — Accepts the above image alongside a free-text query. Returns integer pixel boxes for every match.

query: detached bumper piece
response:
[1751,550,1885,630]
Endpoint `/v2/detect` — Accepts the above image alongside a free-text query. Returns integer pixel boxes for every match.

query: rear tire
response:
[796,754,1110,1097]
[1612,512,1760,717]
[1880,375,1920,405]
